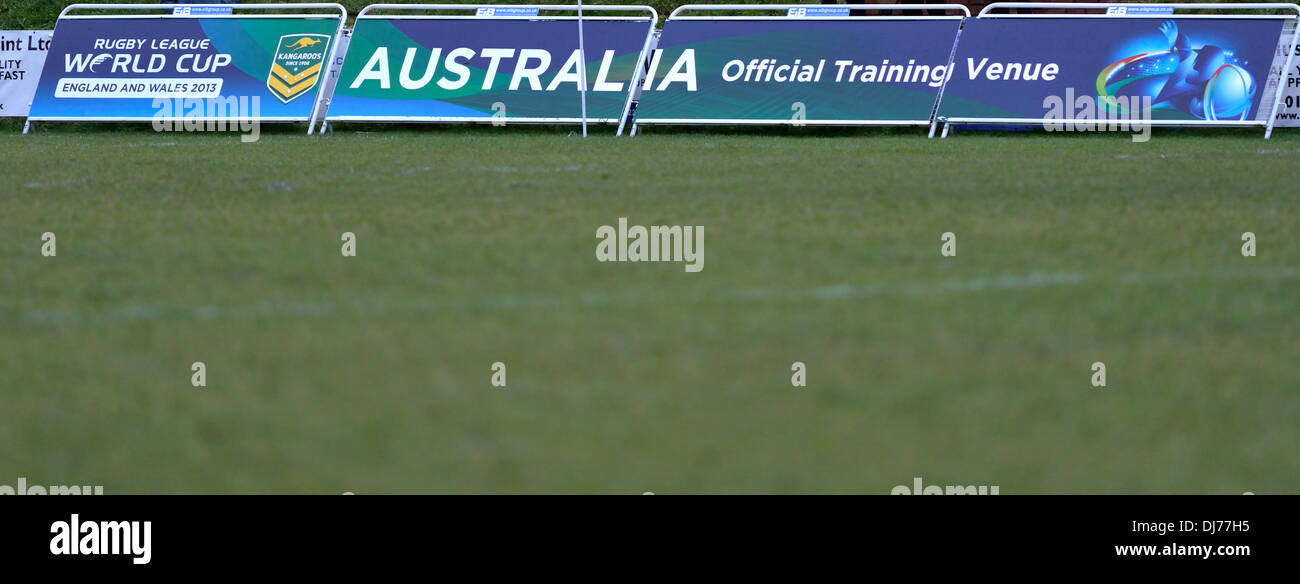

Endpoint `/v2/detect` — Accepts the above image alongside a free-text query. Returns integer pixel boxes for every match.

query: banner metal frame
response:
[630,3,971,132]
[324,4,658,131]
[23,3,349,135]
[936,2,1300,139]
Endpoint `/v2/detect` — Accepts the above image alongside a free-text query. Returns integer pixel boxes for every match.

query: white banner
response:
[1275,22,1300,127]
[0,31,52,117]
[314,26,351,119]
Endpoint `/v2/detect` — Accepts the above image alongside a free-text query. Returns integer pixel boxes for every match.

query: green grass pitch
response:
[2,125,1297,493]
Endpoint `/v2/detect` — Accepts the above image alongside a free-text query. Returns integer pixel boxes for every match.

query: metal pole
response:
[578,0,588,137]
[1266,20,1300,138]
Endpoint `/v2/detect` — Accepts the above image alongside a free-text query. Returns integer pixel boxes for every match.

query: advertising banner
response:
[28,12,344,122]
[0,31,52,117]
[937,16,1292,126]
[1274,21,1300,127]
[632,16,965,125]
[327,9,656,124]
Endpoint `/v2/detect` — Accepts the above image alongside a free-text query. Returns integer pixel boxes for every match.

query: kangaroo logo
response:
[267,34,331,104]
[285,37,323,51]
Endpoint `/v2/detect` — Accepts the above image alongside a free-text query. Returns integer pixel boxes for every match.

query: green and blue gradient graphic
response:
[29,17,340,120]
[328,18,653,122]
[634,19,963,124]
[938,18,1285,122]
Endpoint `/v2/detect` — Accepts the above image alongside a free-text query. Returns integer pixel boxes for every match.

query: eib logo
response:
[267,33,330,104]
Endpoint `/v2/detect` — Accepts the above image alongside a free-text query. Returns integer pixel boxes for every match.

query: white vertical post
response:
[309,18,347,135]
[1266,19,1300,139]
[617,18,657,136]
[578,0,589,136]
[928,19,966,139]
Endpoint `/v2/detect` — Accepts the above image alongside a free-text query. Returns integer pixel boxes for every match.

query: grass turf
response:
[1,125,1297,493]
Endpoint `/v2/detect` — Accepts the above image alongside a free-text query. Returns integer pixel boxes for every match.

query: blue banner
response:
[28,15,341,122]
[937,17,1287,123]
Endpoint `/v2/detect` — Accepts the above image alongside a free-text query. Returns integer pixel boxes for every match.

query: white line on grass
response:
[25,178,88,189]
[9,266,1300,327]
